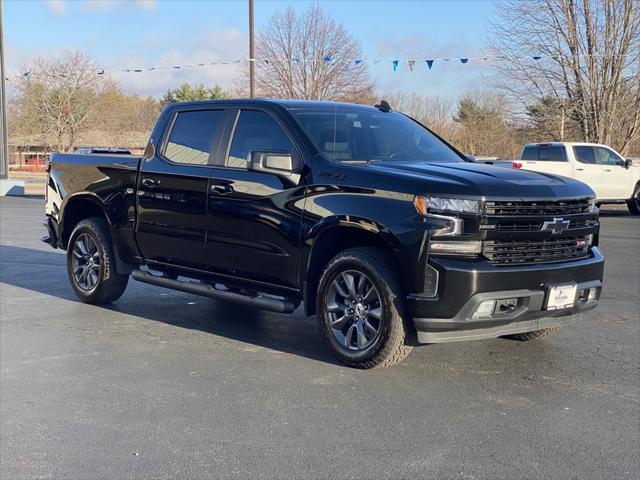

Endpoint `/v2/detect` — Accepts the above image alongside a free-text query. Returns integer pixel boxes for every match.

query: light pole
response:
[249,0,255,98]
[0,0,8,180]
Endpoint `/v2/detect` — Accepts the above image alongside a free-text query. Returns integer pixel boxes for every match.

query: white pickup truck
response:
[509,142,640,215]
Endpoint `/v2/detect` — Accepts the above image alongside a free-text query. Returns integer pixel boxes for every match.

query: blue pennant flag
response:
[532,56,542,60]
[22,71,31,78]
[392,60,399,71]
[460,58,468,64]
[426,60,434,70]
[324,56,332,62]
[355,59,362,65]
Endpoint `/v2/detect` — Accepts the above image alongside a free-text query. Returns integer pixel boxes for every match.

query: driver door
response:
[595,146,633,200]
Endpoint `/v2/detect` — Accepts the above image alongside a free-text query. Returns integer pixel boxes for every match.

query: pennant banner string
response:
[5,53,626,81]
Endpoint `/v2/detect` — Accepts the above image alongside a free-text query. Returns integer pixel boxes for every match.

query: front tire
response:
[627,185,640,215]
[66,218,129,304]
[316,247,414,369]
[502,327,559,341]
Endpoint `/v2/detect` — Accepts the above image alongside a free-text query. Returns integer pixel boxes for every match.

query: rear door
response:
[571,145,604,198]
[520,145,572,177]
[203,108,306,290]
[594,146,633,200]
[136,107,229,271]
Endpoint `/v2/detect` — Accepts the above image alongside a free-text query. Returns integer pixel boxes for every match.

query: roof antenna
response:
[374,100,392,112]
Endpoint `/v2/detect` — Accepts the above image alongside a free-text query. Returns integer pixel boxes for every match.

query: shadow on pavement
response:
[0,244,339,366]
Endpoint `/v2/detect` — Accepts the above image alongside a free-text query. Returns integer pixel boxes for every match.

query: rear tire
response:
[66,218,129,304]
[627,185,640,215]
[316,247,414,369]
[502,327,559,341]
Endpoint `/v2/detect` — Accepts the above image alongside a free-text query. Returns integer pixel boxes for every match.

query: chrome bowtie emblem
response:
[541,217,570,235]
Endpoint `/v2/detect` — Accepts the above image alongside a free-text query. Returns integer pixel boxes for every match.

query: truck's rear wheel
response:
[67,218,129,304]
[502,327,559,341]
[316,248,414,369]
[627,185,640,215]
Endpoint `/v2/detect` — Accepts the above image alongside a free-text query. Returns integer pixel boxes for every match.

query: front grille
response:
[481,198,598,265]
[484,198,593,216]
[483,236,590,265]
[485,219,592,232]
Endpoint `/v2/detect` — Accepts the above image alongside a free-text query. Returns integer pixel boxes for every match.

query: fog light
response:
[430,240,482,256]
[472,300,496,319]
[588,288,598,302]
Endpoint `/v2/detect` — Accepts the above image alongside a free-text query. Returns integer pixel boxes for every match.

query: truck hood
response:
[359,160,595,199]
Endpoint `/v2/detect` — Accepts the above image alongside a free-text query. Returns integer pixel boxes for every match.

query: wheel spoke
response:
[342,273,357,298]
[78,267,89,284]
[326,301,345,313]
[343,324,356,347]
[368,307,382,320]
[72,249,83,259]
[363,286,377,303]
[364,319,378,337]
[89,269,99,287]
[76,238,88,255]
[356,274,367,297]
[355,322,368,349]
[330,314,352,330]
[332,279,349,299]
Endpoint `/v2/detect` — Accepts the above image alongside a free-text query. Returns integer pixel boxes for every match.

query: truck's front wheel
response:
[316,248,414,369]
[67,218,129,304]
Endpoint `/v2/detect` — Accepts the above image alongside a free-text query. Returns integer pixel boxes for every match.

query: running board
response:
[131,270,296,314]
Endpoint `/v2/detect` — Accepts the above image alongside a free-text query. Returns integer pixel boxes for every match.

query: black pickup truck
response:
[43,99,604,368]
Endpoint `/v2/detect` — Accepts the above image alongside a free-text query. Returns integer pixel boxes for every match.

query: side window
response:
[521,146,539,161]
[595,147,623,166]
[164,110,225,165]
[573,146,597,164]
[537,147,566,161]
[227,110,295,168]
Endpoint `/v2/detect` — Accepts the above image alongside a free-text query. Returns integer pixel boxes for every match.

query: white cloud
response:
[46,0,68,16]
[134,0,156,11]
[103,28,247,96]
[83,0,156,13]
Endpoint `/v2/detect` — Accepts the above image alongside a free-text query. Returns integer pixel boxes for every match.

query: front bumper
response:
[408,247,604,344]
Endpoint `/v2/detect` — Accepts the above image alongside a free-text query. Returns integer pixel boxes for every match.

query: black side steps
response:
[131,269,296,314]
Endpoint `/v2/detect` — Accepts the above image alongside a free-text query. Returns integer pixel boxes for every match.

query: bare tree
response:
[489,0,640,154]
[250,5,375,102]
[14,52,109,151]
[385,93,455,136]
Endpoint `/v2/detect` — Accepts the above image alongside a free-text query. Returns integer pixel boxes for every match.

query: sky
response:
[4,0,497,99]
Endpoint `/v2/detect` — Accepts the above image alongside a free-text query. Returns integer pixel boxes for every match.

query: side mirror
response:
[248,151,294,176]
[625,159,633,169]
[465,154,476,162]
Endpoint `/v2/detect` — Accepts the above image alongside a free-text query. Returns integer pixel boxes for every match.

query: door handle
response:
[604,169,612,172]
[576,168,584,171]
[210,184,234,195]
[141,177,160,187]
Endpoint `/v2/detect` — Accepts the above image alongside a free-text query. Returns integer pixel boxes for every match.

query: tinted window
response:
[228,110,294,168]
[291,108,462,163]
[537,147,566,161]
[164,110,224,165]
[595,146,623,166]
[521,146,538,160]
[573,146,597,164]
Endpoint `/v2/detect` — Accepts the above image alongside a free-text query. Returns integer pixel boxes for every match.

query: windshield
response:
[290,107,463,163]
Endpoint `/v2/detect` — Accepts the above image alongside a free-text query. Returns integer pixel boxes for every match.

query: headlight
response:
[414,196,479,215]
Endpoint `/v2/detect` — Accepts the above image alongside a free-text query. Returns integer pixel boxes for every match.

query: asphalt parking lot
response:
[1,196,638,479]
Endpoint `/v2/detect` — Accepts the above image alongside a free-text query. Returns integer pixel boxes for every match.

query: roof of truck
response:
[523,142,612,148]
[165,98,383,111]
